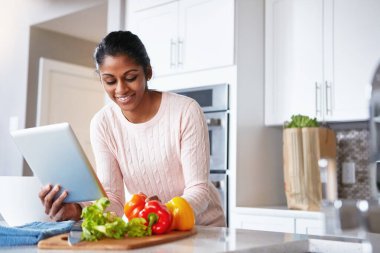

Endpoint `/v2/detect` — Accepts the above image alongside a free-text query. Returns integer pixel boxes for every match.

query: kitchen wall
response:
[332,122,371,199]
[234,0,285,208]
[0,0,105,176]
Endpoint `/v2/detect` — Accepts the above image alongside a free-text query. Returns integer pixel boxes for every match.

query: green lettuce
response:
[81,197,150,241]
[284,114,319,128]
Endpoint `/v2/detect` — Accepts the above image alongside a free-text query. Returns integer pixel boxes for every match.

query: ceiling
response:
[35,3,107,43]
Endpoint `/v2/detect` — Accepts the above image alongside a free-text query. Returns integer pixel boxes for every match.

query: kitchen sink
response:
[245,236,372,253]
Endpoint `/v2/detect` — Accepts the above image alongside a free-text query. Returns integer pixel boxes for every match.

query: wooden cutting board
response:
[38,229,196,250]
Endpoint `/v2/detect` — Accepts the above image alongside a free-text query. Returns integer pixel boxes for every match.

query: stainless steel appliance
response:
[171,84,229,225]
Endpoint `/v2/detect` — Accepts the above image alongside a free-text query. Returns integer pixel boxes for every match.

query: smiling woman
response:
[38,30,226,227]
[98,55,158,123]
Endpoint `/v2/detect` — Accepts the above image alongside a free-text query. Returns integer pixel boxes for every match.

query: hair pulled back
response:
[94,31,151,75]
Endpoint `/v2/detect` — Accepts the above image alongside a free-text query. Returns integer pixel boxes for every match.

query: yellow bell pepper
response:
[165,196,195,231]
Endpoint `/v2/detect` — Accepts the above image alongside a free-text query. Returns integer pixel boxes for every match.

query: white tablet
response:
[10,122,106,203]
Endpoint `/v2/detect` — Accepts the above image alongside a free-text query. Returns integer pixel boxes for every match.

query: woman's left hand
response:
[136,191,161,202]
[145,195,161,202]
[39,184,82,221]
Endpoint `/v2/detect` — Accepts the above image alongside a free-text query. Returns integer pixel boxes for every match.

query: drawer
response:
[295,218,325,235]
[236,214,295,233]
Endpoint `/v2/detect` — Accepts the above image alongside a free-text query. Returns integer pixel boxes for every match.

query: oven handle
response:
[206,118,222,127]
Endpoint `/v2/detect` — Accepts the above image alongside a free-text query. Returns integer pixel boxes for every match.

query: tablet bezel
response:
[10,122,107,203]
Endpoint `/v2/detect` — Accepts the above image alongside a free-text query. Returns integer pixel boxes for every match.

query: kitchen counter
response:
[1,225,380,252]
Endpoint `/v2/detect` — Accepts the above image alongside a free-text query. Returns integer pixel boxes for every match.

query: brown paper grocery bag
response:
[283,127,336,211]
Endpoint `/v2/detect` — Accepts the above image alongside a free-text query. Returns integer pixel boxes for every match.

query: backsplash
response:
[332,123,371,199]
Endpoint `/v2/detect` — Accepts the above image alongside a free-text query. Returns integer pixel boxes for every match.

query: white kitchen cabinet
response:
[231,207,325,235]
[126,0,234,77]
[233,211,295,233]
[265,0,324,125]
[323,0,379,122]
[265,0,379,125]
[126,2,178,76]
[295,218,325,235]
[177,0,234,73]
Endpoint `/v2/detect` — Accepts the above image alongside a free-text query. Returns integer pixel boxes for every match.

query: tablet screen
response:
[10,122,107,203]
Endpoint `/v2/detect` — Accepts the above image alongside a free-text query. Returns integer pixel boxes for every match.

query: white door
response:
[324,0,379,121]
[37,58,105,168]
[179,0,234,72]
[265,0,324,125]
[128,2,178,77]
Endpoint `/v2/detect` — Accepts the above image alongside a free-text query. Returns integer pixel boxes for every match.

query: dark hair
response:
[94,31,151,75]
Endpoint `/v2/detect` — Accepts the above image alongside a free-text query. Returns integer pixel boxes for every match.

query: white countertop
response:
[1,225,380,253]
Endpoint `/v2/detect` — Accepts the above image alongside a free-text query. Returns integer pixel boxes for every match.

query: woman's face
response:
[98,54,151,115]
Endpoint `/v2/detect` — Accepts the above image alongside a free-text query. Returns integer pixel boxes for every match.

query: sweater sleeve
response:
[90,113,125,216]
[180,101,210,215]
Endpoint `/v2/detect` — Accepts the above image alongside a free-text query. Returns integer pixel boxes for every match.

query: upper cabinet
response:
[126,0,235,77]
[265,0,323,125]
[327,0,380,122]
[265,0,380,125]
[126,2,178,76]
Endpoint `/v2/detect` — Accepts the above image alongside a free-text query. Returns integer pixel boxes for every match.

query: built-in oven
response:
[171,84,229,225]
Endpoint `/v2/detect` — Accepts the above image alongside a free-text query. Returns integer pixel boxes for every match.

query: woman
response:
[39,31,226,227]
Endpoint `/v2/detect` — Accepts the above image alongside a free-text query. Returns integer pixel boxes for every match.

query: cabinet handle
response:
[170,39,177,68]
[315,82,322,117]
[325,81,332,116]
[177,38,184,67]
[206,118,222,127]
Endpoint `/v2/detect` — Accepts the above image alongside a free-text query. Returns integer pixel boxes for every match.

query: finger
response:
[38,184,52,204]
[146,195,161,202]
[49,190,68,218]
[44,185,60,214]
[53,207,65,221]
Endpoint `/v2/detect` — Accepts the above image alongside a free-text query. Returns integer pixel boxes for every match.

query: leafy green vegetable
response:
[81,197,151,241]
[284,114,319,128]
[126,217,152,237]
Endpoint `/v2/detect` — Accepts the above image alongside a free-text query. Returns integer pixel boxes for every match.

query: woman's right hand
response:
[38,184,82,221]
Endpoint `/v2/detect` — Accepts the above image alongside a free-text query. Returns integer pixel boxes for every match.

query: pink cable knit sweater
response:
[90,91,226,226]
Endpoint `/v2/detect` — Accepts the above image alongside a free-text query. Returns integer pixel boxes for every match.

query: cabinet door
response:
[179,0,234,72]
[235,214,295,233]
[127,2,178,77]
[295,218,325,235]
[324,0,379,121]
[265,0,324,125]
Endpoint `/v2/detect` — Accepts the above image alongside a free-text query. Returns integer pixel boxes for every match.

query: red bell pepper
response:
[124,193,147,221]
[138,200,172,235]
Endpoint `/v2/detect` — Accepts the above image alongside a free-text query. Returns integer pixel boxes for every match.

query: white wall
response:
[0,0,105,176]
[234,0,285,207]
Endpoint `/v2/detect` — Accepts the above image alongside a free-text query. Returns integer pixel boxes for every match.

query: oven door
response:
[210,172,228,225]
[206,111,228,173]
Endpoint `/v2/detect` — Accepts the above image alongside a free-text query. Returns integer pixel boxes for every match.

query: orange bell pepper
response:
[124,193,147,221]
[165,196,195,231]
